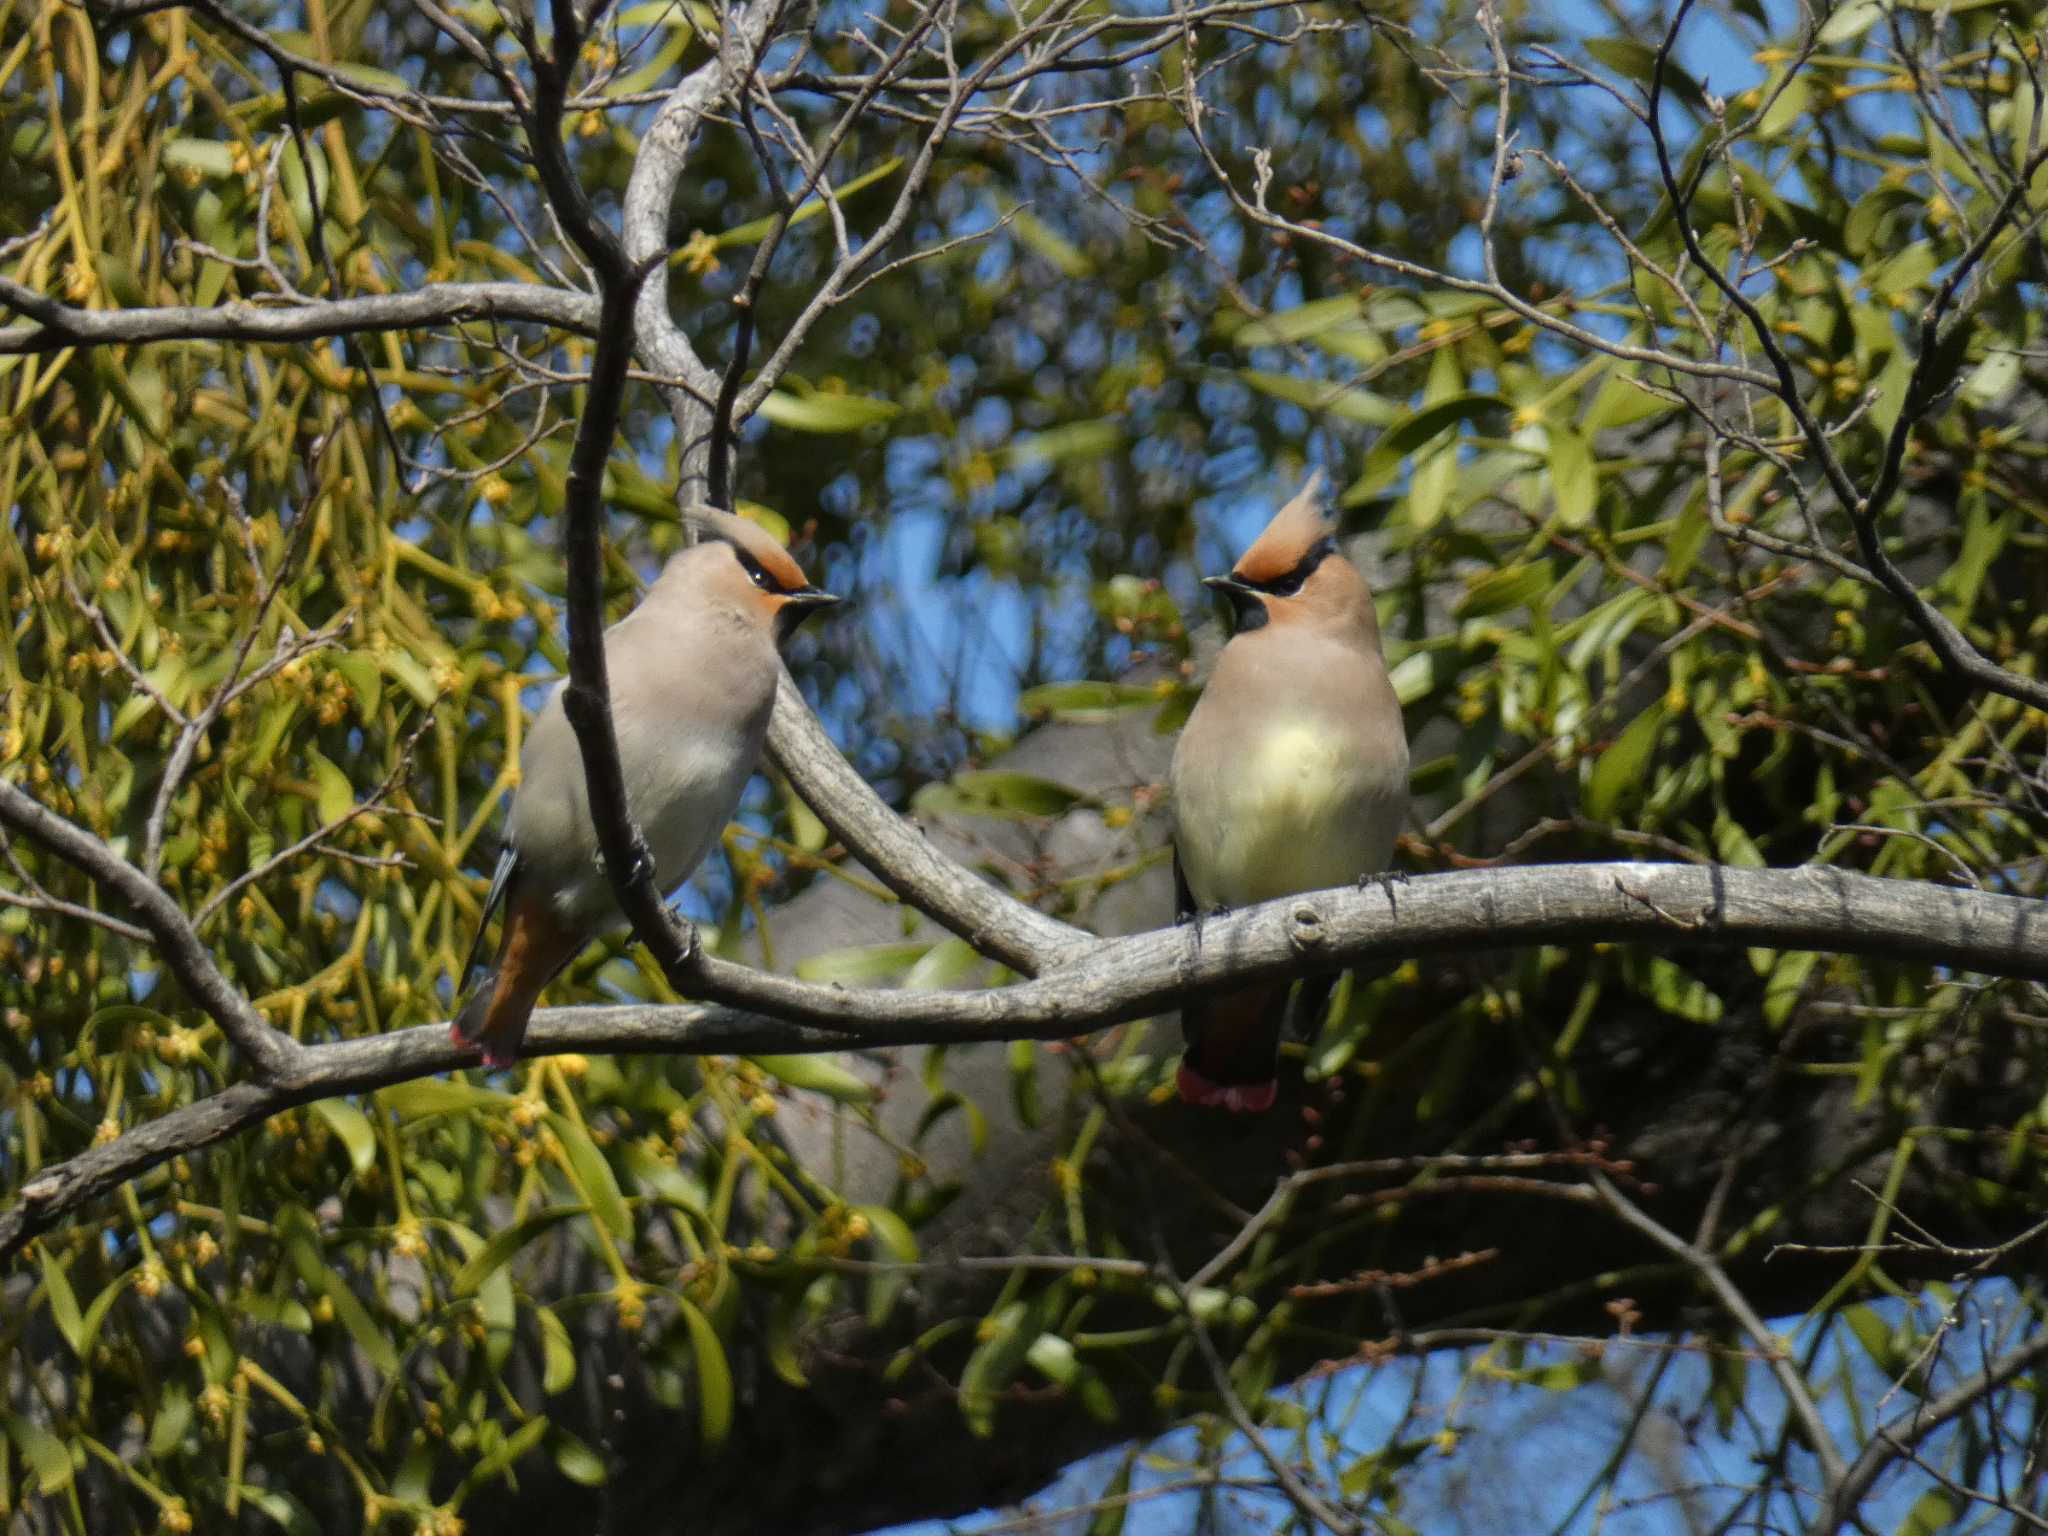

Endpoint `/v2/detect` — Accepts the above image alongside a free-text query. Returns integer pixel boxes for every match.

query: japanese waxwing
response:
[452,507,840,1066]
[1168,471,1409,1112]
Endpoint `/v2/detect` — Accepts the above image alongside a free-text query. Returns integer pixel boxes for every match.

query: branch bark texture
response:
[6,855,2046,1265]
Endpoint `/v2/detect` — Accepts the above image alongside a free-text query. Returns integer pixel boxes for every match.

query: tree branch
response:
[11,858,2048,1266]
[764,672,1095,975]
[1814,1325,2048,1536]
[0,782,302,1080]
[619,0,785,496]
[0,278,599,355]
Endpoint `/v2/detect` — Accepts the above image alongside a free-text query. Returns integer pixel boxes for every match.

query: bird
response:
[1168,471,1409,1112]
[451,507,840,1068]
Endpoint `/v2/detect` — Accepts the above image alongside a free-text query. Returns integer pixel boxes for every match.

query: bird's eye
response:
[1266,570,1306,598]
[735,549,776,591]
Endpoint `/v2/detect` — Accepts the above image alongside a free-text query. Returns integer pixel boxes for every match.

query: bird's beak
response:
[1203,573,1255,597]
[779,588,843,631]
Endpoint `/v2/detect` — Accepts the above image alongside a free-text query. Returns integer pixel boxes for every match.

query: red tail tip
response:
[450,1021,517,1069]
[1176,1061,1278,1114]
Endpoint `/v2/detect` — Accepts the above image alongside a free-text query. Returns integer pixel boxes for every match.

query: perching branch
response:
[10,847,2048,1265]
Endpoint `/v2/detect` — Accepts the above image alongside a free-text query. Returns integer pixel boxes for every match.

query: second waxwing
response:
[1169,471,1409,1112]
[451,507,840,1066]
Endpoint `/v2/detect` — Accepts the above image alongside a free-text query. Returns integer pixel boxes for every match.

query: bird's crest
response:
[682,504,812,592]
[1233,470,1336,588]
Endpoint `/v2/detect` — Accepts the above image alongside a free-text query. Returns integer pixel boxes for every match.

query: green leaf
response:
[1896,1490,1960,1536]
[1237,368,1399,427]
[1008,1037,1040,1128]
[1961,349,2021,407]
[1018,680,1169,723]
[1758,949,1818,1028]
[678,1297,734,1451]
[1230,297,1386,363]
[1584,35,1708,112]
[1842,1303,1898,1373]
[903,937,981,992]
[310,1099,377,1176]
[1342,392,1508,506]
[1844,185,1920,259]
[958,1301,1039,1438]
[551,1429,609,1486]
[1085,1456,1133,1535]
[452,1206,588,1299]
[94,353,167,444]
[4,1414,75,1494]
[749,1054,875,1102]
[237,1484,321,1536]
[77,1268,142,1359]
[162,138,236,179]
[1006,207,1092,277]
[378,1079,513,1120]
[149,1383,193,1459]
[330,652,383,718]
[307,750,354,826]
[1547,424,1597,527]
[547,1114,631,1244]
[237,1294,313,1331]
[1588,703,1667,823]
[281,1210,399,1375]
[758,389,900,433]
[38,1246,83,1357]
[1497,1354,1603,1390]
[1005,418,1124,468]
[792,942,932,986]
[857,1205,920,1328]
[764,1290,813,1388]
[467,1414,549,1488]
[1817,0,1883,43]
[914,769,1093,820]
[715,158,903,248]
[1456,563,1551,619]
[537,1305,578,1395]
[1640,957,1722,1023]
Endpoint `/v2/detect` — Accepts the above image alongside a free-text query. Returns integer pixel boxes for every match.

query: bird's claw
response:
[1358,868,1408,908]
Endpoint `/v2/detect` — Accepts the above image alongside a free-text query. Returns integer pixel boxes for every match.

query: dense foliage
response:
[5,0,2048,1529]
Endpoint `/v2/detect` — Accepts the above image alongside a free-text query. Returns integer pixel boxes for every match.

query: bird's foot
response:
[1358,868,1408,908]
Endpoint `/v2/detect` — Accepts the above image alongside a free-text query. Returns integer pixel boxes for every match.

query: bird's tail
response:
[1176,975,1339,1114]
[1176,981,1290,1113]
[457,848,520,997]
[451,856,580,1069]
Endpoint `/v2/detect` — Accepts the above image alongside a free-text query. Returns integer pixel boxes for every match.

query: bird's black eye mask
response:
[728,542,786,594]
[1205,536,1336,634]
[724,539,844,640]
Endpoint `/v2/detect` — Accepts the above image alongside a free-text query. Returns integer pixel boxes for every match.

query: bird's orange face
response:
[705,515,842,643]
[1205,534,1339,634]
[1202,476,1378,638]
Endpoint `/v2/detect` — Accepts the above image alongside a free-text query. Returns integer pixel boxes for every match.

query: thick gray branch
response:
[0,278,599,355]
[620,0,784,495]
[10,859,2048,1264]
[764,672,1094,975]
